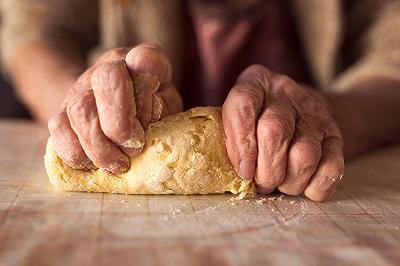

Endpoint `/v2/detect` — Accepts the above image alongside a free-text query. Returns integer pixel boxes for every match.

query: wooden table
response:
[0,119,399,266]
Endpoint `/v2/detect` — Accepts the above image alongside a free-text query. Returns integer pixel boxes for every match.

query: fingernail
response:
[150,94,163,122]
[107,158,130,174]
[238,160,255,180]
[86,162,98,171]
[120,119,145,156]
[121,136,145,150]
[122,146,143,157]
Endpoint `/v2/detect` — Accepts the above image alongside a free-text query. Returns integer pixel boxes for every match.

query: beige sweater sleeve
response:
[333,0,400,90]
[0,0,98,72]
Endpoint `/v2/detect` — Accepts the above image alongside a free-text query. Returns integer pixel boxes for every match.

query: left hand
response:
[222,65,344,201]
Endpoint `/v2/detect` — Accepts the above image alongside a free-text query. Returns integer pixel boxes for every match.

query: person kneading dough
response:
[43,45,343,201]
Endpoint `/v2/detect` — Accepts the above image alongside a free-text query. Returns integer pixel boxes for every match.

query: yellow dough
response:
[44,107,255,195]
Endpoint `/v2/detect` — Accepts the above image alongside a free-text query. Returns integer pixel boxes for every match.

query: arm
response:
[0,0,98,123]
[9,41,85,124]
[328,0,400,158]
[328,78,400,159]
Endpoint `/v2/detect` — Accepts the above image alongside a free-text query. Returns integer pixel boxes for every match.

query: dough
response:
[44,107,255,195]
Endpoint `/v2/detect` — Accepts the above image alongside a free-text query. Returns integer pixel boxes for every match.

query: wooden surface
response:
[0,119,399,266]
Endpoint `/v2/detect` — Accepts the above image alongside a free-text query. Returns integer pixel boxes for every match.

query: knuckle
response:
[132,43,163,54]
[309,102,329,117]
[242,64,268,78]
[67,91,95,120]
[258,116,294,143]
[291,142,321,171]
[102,48,129,61]
[137,42,163,52]
[92,62,123,90]
[230,86,263,112]
[238,64,270,90]
[273,75,297,94]
[48,113,65,134]
[274,75,295,87]
[126,45,171,81]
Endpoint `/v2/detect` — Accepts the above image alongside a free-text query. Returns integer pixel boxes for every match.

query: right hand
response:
[48,43,183,174]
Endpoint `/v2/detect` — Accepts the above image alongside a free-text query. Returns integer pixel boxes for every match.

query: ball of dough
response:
[44,107,255,195]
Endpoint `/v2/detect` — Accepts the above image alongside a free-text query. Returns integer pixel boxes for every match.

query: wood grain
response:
[0,119,399,266]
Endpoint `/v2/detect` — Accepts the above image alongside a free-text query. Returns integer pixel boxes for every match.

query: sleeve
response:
[332,0,400,91]
[0,0,99,72]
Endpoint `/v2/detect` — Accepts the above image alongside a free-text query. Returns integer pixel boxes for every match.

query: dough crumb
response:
[228,191,249,202]
[236,191,247,200]
[290,200,297,205]
[136,203,142,207]
[256,198,267,204]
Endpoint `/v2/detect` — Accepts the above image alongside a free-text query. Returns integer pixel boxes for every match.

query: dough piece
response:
[44,107,255,195]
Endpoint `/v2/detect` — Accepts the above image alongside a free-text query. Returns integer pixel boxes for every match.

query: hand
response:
[222,65,344,201]
[48,43,183,174]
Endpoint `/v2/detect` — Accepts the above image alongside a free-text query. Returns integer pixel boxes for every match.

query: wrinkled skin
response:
[48,44,183,174]
[222,65,344,201]
[49,44,343,201]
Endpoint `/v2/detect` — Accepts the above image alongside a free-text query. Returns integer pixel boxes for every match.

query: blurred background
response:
[0,14,30,119]
[0,74,30,119]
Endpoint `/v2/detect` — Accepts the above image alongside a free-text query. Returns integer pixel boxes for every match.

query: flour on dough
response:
[44,107,255,195]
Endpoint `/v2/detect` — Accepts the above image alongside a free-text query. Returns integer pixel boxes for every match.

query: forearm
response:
[9,41,85,124]
[326,78,400,158]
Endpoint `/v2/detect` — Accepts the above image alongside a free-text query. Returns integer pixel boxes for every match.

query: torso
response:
[182,0,311,108]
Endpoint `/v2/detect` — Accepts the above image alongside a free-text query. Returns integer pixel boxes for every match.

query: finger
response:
[67,90,130,174]
[64,48,131,107]
[91,60,145,156]
[254,71,297,193]
[125,43,173,128]
[278,117,323,195]
[95,47,131,65]
[152,84,183,122]
[222,65,267,180]
[305,128,344,202]
[48,111,96,170]
[255,100,296,194]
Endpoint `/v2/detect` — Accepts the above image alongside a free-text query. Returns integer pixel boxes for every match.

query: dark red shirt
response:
[182,0,311,108]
